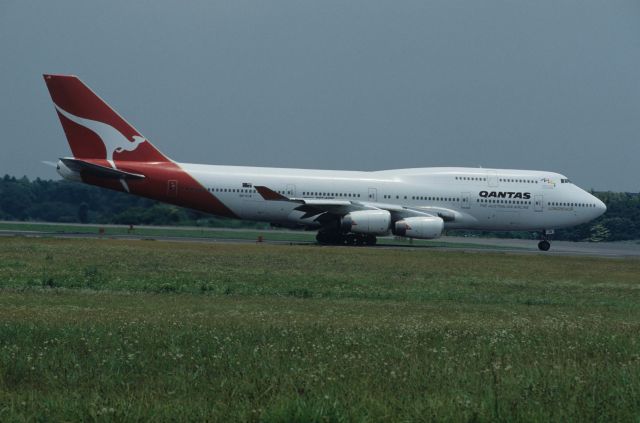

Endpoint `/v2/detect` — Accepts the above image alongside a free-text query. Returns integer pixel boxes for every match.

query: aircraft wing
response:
[254,186,364,219]
[254,186,460,222]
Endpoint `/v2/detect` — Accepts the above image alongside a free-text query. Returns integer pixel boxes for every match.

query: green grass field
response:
[0,237,639,421]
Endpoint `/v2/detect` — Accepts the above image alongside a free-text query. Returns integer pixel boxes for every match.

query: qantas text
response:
[479,191,531,199]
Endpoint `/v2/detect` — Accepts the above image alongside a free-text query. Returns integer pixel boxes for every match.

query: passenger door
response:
[368,188,377,202]
[534,195,543,212]
[487,171,499,187]
[461,192,471,209]
[285,184,296,197]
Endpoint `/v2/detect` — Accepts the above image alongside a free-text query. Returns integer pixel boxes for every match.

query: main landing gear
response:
[537,230,553,251]
[316,230,377,246]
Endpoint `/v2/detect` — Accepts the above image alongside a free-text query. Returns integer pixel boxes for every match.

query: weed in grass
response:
[156,283,179,293]
[287,288,313,298]
[40,253,54,288]
[83,265,102,288]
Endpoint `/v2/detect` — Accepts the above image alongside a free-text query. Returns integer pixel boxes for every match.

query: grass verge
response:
[0,238,638,421]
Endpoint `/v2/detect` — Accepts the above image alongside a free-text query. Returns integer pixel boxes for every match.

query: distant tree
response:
[111,207,147,225]
[0,180,35,220]
[603,217,635,241]
[32,201,80,222]
[78,202,89,223]
[589,224,610,242]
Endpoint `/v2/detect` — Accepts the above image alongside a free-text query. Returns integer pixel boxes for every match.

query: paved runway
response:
[425,236,640,258]
[1,226,639,258]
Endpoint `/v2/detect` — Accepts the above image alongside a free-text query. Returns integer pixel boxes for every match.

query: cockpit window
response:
[560,178,572,184]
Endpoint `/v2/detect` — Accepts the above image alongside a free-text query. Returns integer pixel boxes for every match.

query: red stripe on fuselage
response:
[80,160,238,218]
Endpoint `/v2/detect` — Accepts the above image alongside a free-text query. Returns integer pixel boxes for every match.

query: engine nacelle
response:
[341,210,391,235]
[394,216,444,239]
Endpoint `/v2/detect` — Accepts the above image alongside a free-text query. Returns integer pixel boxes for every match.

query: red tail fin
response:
[43,74,170,163]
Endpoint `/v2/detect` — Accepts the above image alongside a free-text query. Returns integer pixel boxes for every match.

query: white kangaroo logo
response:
[55,104,147,192]
[54,104,147,165]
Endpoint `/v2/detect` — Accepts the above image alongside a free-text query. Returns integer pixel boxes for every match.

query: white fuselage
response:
[179,164,606,231]
[45,74,607,239]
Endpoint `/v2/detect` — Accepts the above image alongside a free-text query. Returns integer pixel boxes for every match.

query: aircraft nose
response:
[594,197,607,216]
[597,199,607,214]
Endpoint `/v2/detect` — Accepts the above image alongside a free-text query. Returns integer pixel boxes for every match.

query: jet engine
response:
[341,210,391,235]
[393,216,444,239]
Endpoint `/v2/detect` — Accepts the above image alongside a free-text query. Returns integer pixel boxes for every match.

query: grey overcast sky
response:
[0,1,638,191]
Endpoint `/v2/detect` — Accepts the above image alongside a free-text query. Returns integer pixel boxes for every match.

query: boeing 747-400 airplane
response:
[44,74,606,250]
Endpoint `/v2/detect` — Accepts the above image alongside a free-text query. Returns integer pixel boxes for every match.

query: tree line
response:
[1,175,638,241]
[0,175,266,229]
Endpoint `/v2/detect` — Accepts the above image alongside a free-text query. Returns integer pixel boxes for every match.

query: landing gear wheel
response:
[318,231,377,247]
[538,240,551,251]
[316,231,344,245]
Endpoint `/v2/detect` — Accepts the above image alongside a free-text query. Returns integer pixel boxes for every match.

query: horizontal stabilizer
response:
[59,158,145,180]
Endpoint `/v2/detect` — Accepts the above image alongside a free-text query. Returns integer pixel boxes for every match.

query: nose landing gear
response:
[537,240,551,251]
[537,229,554,251]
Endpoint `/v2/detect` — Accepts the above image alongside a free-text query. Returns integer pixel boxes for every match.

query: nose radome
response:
[593,197,607,216]
[597,199,607,214]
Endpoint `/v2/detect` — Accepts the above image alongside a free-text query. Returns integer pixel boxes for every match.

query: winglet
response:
[254,186,290,201]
